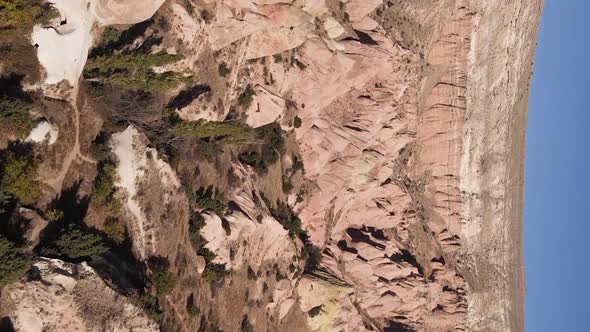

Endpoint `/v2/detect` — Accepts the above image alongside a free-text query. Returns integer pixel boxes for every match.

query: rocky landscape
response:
[0,0,542,331]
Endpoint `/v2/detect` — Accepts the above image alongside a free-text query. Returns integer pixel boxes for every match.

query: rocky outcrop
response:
[1,258,158,332]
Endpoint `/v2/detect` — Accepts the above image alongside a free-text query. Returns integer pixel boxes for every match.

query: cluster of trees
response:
[85,52,192,92]
[238,122,285,174]
[173,120,255,144]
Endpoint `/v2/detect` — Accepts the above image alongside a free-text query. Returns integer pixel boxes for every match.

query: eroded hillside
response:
[0,0,542,331]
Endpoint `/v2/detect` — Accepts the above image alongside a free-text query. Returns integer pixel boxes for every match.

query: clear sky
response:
[525,0,590,331]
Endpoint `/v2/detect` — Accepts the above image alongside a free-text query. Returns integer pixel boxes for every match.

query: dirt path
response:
[45,87,96,194]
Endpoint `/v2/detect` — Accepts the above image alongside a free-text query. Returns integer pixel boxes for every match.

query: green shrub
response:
[41,225,109,260]
[202,263,229,283]
[0,237,31,287]
[192,186,227,215]
[293,116,302,128]
[0,150,40,204]
[188,211,216,263]
[92,162,117,204]
[148,256,178,296]
[237,85,255,109]
[137,293,164,322]
[218,62,231,77]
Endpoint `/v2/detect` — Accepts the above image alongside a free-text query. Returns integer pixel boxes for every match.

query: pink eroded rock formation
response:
[179,0,541,330]
[0,0,541,331]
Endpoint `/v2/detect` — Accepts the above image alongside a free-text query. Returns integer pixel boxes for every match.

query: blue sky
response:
[525,0,590,331]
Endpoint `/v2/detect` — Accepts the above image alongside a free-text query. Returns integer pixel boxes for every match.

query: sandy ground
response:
[27,121,58,145]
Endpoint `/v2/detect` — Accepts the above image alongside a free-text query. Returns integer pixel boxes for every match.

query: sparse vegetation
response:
[188,211,215,262]
[261,194,322,272]
[46,209,64,222]
[0,236,31,287]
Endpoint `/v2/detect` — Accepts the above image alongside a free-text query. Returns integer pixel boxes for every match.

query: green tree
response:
[173,120,255,144]
[41,225,108,260]
[0,150,40,204]
[0,98,37,138]
[0,237,31,287]
[92,162,117,204]
[85,52,192,92]
[237,85,255,109]
[147,256,178,296]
